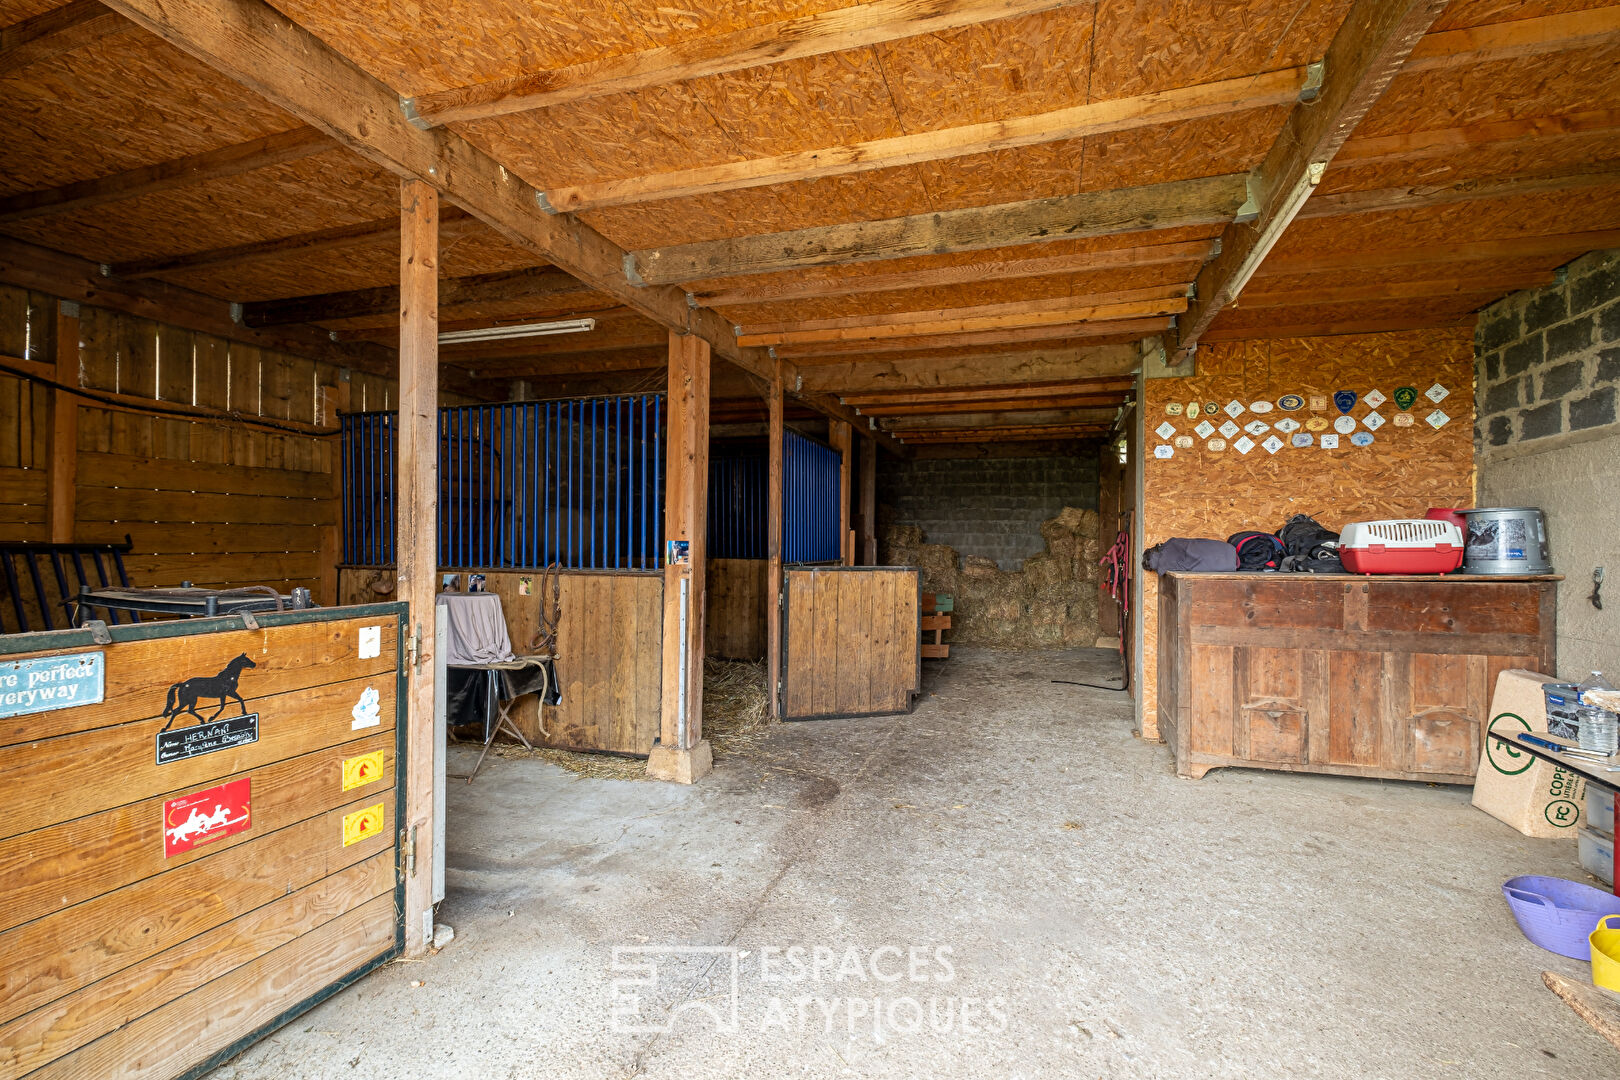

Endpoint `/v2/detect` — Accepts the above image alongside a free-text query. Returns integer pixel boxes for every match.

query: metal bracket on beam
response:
[533,189,558,215]
[229,302,244,325]
[83,619,111,645]
[399,96,433,131]
[59,300,80,318]
[239,611,260,631]
[686,292,698,309]
[1299,60,1326,103]
[622,253,646,287]
[1209,237,1222,258]
[1235,175,1262,224]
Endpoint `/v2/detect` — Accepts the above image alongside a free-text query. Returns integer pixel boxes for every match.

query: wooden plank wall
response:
[1137,328,1476,740]
[340,568,664,755]
[0,611,403,1078]
[707,557,768,660]
[782,567,920,720]
[0,283,402,603]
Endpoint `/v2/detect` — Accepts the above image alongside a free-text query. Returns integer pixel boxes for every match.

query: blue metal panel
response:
[782,430,841,564]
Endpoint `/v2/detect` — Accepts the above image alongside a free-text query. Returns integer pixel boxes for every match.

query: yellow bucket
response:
[1593,914,1620,992]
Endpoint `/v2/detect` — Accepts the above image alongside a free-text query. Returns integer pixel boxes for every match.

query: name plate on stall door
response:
[156,714,260,765]
[0,652,104,718]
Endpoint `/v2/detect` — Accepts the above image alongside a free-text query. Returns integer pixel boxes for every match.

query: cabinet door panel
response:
[1244,706,1307,763]
[1408,709,1478,775]
[1327,650,1385,766]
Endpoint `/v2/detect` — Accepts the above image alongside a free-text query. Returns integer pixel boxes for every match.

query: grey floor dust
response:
[213,647,1616,1079]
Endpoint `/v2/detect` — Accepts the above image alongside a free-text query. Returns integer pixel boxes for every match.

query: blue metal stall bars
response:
[341,395,665,571]
[707,450,768,560]
[783,429,841,564]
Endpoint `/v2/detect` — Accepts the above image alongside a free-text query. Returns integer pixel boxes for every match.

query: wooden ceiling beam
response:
[696,239,1215,308]
[456,349,671,378]
[0,0,127,76]
[1236,272,1552,308]
[0,233,499,392]
[895,425,1110,442]
[1174,0,1452,358]
[775,317,1172,358]
[742,296,1186,347]
[1334,107,1620,168]
[736,284,1187,338]
[840,376,1135,405]
[99,0,778,392]
[882,406,1116,431]
[796,343,1141,392]
[110,208,474,279]
[0,127,335,222]
[543,69,1305,214]
[401,0,1092,128]
[1403,6,1620,74]
[799,391,909,455]
[435,321,668,360]
[1298,165,1620,219]
[1258,230,1620,276]
[628,174,1249,285]
[857,393,1129,416]
[1200,312,1474,342]
[240,265,591,327]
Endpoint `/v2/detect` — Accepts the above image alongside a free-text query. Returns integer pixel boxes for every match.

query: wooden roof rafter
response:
[1173,0,1454,358]
[397,0,1095,128]
[0,0,127,76]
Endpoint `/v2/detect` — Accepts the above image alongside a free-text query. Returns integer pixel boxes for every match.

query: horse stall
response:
[0,604,407,1079]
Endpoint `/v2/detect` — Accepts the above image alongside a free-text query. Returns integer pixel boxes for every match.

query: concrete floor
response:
[215,648,1616,1079]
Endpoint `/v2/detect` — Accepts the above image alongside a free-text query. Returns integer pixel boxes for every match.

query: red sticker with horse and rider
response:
[155,652,261,764]
[164,777,251,857]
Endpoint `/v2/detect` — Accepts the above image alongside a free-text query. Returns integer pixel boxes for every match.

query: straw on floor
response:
[490,658,775,780]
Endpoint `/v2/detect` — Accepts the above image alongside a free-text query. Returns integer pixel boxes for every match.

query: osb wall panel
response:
[1137,328,1476,740]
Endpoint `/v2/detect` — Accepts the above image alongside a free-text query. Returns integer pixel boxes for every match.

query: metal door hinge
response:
[405,621,422,670]
[402,824,417,880]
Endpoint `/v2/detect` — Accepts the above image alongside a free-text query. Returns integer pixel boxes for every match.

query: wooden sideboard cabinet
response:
[1157,573,1558,783]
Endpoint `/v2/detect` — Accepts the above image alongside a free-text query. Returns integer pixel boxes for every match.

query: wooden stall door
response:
[0,605,406,1080]
[781,567,920,720]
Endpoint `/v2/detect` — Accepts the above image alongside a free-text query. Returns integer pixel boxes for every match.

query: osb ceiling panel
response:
[1320,130,1620,197]
[1279,186,1620,256]
[792,333,1146,365]
[1253,255,1572,294]
[0,152,397,264]
[1212,297,1495,333]
[266,0,856,95]
[1086,0,1351,98]
[718,263,1193,324]
[154,224,554,303]
[1432,0,1617,32]
[1359,44,1620,138]
[0,29,299,193]
[0,0,76,24]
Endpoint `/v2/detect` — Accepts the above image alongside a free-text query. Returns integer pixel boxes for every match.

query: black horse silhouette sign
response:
[161,653,257,730]
[155,653,261,764]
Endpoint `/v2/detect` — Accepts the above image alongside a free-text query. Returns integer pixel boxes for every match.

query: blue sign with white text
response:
[0,652,105,718]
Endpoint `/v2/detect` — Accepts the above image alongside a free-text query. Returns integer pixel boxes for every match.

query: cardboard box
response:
[1473,669,1588,838]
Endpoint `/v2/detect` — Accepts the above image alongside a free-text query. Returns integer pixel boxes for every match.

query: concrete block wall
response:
[1474,248,1620,679]
[877,453,1099,570]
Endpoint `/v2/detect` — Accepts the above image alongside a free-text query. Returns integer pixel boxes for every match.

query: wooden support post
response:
[649,331,713,783]
[766,359,784,719]
[319,370,351,606]
[860,434,877,566]
[395,179,439,956]
[830,419,852,565]
[46,300,78,543]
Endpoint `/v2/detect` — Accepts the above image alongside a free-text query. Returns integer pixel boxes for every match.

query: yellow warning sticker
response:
[342,803,385,847]
[342,750,386,791]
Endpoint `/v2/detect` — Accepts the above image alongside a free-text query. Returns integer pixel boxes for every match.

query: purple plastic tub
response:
[1503,876,1620,959]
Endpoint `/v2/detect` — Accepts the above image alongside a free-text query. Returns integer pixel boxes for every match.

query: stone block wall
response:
[1474,248,1620,679]
[877,453,1099,570]
[876,450,1103,648]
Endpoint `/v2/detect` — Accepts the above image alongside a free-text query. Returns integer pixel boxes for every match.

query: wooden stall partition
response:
[1138,329,1477,740]
[707,557,769,660]
[0,604,407,1079]
[1158,573,1556,782]
[781,566,921,720]
[340,568,664,755]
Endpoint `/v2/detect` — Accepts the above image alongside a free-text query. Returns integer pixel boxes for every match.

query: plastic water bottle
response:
[1577,705,1620,756]
[1577,671,1616,706]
